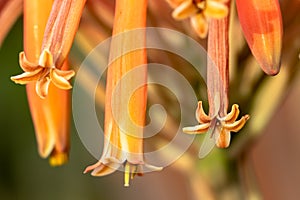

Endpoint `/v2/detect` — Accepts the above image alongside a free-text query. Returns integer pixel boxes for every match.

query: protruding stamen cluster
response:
[169,0,229,38]
[183,101,249,148]
[11,50,75,98]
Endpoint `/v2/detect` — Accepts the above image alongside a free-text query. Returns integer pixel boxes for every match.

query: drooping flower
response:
[12,0,68,166]
[166,0,229,38]
[9,0,85,166]
[183,3,249,157]
[166,0,283,75]
[11,0,86,98]
[236,0,283,75]
[84,0,162,186]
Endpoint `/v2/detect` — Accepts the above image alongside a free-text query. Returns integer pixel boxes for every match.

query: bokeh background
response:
[1,0,300,199]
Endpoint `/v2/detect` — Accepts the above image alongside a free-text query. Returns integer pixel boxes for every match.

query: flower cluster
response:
[1,0,283,186]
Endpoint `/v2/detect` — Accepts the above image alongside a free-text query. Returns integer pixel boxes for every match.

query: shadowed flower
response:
[11,0,86,98]
[84,0,162,186]
[183,3,249,156]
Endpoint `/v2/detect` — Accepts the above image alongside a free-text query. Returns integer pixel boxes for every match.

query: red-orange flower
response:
[236,0,283,75]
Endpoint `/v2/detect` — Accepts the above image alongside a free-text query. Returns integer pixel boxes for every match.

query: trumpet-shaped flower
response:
[183,8,249,156]
[84,0,162,186]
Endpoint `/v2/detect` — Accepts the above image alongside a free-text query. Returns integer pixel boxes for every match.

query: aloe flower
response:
[183,1,249,156]
[84,0,162,186]
[11,0,86,98]
[8,0,85,166]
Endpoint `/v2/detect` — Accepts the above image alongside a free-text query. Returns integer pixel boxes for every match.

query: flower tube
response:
[16,0,72,166]
[84,0,161,186]
[183,2,249,154]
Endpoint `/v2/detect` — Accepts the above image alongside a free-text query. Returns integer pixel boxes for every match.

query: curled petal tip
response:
[172,0,197,20]
[190,14,208,38]
[39,49,54,68]
[196,101,211,123]
[36,77,51,99]
[223,104,240,123]
[183,123,211,134]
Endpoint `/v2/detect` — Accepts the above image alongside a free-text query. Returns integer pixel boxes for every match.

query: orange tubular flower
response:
[183,2,249,154]
[84,0,161,186]
[11,0,86,98]
[236,0,283,75]
[11,0,85,166]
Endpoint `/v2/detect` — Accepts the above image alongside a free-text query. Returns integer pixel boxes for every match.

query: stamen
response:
[124,162,130,187]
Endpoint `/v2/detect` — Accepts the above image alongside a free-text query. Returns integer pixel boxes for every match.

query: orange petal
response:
[54,68,75,80]
[172,0,198,20]
[19,51,38,72]
[182,123,211,134]
[222,115,250,132]
[203,1,228,19]
[223,104,239,123]
[50,69,73,90]
[36,77,51,98]
[195,101,211,123]
[215,128,230,148]
[236,0,283,75]
[10,69,42,84]
[39,49,54,68]
[190,14,208,38]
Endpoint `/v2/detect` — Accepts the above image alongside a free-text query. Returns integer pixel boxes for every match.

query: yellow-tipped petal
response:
[223,104,240,123]
[50,69,73,90]
[222,115,250,132]
[39,49,54,68]
[204,1,228,19]
[172,0,198,20]
[10,69,42,84]
[196,101,211,123]
[190,14,208,38]
[36,77,51,99]
[183,123,211,134]
[54,68,75,80]
[215,128,230,148]
[19,52,37,72]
